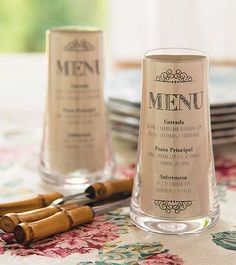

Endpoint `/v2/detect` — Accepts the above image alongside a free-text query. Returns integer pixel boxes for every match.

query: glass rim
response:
[48,26,103,34]
[144,48,208,63]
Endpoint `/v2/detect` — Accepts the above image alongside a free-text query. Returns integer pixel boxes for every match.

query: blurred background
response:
[0,0,236,145]
[1,0,236,60]
[0,0,107,52]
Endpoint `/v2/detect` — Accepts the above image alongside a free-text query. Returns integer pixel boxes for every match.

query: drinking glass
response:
[130,48,220,234]
[40,27,115,188]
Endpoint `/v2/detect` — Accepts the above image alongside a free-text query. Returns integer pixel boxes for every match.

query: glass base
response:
[130,202,220,235]
[39,161,116,190]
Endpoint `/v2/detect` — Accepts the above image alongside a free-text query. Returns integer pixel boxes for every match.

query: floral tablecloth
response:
[0,126,236,265]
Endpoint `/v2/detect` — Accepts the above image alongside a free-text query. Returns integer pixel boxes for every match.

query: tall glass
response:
[130,48,220,234]
[40,27,115,188]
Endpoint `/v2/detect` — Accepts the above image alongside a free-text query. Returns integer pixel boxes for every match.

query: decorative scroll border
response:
[154,199,192,214]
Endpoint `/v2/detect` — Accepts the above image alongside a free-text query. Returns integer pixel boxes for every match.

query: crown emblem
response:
[155,69,192,83]
[64,39,94,52]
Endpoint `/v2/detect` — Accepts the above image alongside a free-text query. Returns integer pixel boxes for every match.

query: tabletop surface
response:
[0,54,236,265]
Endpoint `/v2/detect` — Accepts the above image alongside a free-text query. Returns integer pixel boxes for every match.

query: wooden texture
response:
[0,192,62,217]
[87,178,133,200]
[14,206,94,244]
[0,202,79,233]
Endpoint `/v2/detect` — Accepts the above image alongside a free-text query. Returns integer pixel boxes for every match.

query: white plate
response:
[108,66,236,108]
[211,113,236,122]
[212,128,236,137]
[112,130,138,143]
[110,113,139,127]
[109,110,236,129]
[213,136,236,145]
[111,129,236,146]
[108,99,236,118]
[108,101,140,118]
[212,121,236,130]
[211,105,236,115]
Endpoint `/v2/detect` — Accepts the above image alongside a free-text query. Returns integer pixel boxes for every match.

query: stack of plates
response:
[108,66,236,145]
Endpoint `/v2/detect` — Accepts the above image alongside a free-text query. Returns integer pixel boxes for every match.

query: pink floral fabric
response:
[139,253,184,265]
[0,216,120,258]
[0,145,34,170]
[0,133,235,264]
[116,163,136,178]
[215,155,236,189]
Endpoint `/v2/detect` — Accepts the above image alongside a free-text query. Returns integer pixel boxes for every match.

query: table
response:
[0,54,236,265]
